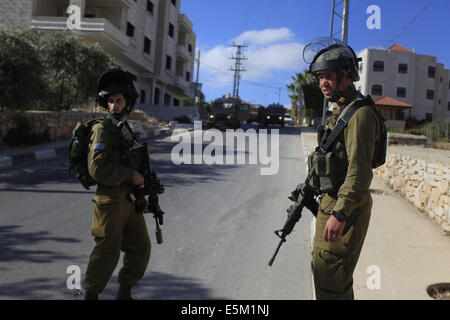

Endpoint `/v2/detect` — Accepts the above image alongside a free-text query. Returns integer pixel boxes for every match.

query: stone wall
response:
[0,110,164,144]
[374,152,450,233]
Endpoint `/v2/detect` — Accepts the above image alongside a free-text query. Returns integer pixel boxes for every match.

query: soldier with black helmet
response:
[83,68,151,300]
[303,38,386,300]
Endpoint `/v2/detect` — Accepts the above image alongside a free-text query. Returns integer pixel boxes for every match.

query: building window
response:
[173,98,180,107]
[371,84,383,96]
[395,111,404,120]
[147,1,154,14]
[140,90,146,104]
[171,0,176,6]
[359,62,363,72]
[144,37,151,54]
[426,89,434,100]
[373,60,384,72]
[425,113,433,122]
[188,44,192,54]
[428,66,435,78]
[166,55,172,70]
[447,102,450,111]
[396,87,406,98]
[398,63,408,74]
[169,23,174,38]
[126,22,135,37]
[164,93,171,106]
[186,71,190,82]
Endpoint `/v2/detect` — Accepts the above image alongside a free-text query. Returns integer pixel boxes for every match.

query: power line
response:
[391,0,433,42]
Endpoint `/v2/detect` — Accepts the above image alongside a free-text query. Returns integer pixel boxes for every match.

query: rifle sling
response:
[319,96,373,153]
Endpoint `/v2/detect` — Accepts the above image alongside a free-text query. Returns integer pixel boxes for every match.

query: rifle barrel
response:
[268,237,286,267]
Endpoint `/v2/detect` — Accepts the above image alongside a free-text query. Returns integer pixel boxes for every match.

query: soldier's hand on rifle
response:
[132,171,145,186]
[135,197,150,214]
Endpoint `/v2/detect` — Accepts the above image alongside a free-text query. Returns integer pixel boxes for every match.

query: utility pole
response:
[194,49,200,106]
[229,43,247,99]
[342,0,349,44]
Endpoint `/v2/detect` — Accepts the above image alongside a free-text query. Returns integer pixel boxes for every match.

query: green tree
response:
[0,28,47,111]
[40,30,115,110]
[301,70,324,125]
[287,70,324,126]
[1,28,115,112]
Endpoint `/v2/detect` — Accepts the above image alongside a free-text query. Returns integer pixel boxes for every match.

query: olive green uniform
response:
[312,91,380,300]
[83,118,151,294]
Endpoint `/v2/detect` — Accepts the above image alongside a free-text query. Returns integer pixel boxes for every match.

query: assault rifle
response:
[268,180,319,266]
[129,142,165,244]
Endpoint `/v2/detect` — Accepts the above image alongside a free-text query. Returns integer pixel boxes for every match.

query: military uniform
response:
[311,91,381,299]
[83,117,151,295]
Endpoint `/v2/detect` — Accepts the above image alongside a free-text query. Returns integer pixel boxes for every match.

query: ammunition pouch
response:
[307,148,347,194]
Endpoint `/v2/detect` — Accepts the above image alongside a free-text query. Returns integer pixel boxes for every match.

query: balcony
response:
[176,44,191,62]
[31,16,129,51]
[174,75,189,92]
[178,14,193,33]
[86,0,133,8]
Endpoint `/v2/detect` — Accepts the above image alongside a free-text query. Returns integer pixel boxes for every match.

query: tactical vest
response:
[307,94,387,195]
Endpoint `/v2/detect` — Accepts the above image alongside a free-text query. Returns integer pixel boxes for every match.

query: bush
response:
[420,121,449,142]
[3,115,50,146]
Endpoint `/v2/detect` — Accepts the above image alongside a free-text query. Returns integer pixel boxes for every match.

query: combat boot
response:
[84,292,99,300]
[115,284,134,300]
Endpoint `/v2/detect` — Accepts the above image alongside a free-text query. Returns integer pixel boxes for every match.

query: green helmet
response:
[303,37,361,81]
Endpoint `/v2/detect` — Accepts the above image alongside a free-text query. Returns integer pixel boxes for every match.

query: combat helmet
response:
[97,68,139,117]
[303,37,361,82]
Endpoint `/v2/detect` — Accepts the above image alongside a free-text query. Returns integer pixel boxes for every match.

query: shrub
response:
[3,115,50,146]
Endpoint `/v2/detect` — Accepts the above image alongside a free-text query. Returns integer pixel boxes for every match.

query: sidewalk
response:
[301,126,450,300]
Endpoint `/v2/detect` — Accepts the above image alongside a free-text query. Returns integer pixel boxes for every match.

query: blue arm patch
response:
[94,143,105,151]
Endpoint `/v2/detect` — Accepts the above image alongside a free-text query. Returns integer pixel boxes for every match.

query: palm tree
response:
[286,72,307,126]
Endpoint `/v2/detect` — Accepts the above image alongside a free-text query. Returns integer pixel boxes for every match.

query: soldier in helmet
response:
[303,38,385,299]
[83,68,151,300]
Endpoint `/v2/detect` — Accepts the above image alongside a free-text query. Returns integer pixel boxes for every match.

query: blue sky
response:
[180,0,450,108]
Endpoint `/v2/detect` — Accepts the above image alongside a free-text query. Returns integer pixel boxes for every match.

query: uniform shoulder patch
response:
[94,143,106,151]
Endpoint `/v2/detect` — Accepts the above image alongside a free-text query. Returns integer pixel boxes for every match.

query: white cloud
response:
[232,28,295,46]
[199,28,307,90]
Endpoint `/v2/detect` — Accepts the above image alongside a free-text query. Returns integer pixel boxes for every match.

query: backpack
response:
[68,118,104,189]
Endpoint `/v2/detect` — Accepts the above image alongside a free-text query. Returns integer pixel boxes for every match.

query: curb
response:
[0,127,176,170]
[300,128,316,301]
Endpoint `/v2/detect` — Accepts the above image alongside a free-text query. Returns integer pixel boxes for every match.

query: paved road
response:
[0,125,312,300]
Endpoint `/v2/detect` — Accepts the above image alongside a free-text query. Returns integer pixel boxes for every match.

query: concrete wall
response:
[0,110,162,143]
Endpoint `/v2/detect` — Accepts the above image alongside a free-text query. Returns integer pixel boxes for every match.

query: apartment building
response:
[355,44,450,122]
[0,0,197,107]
